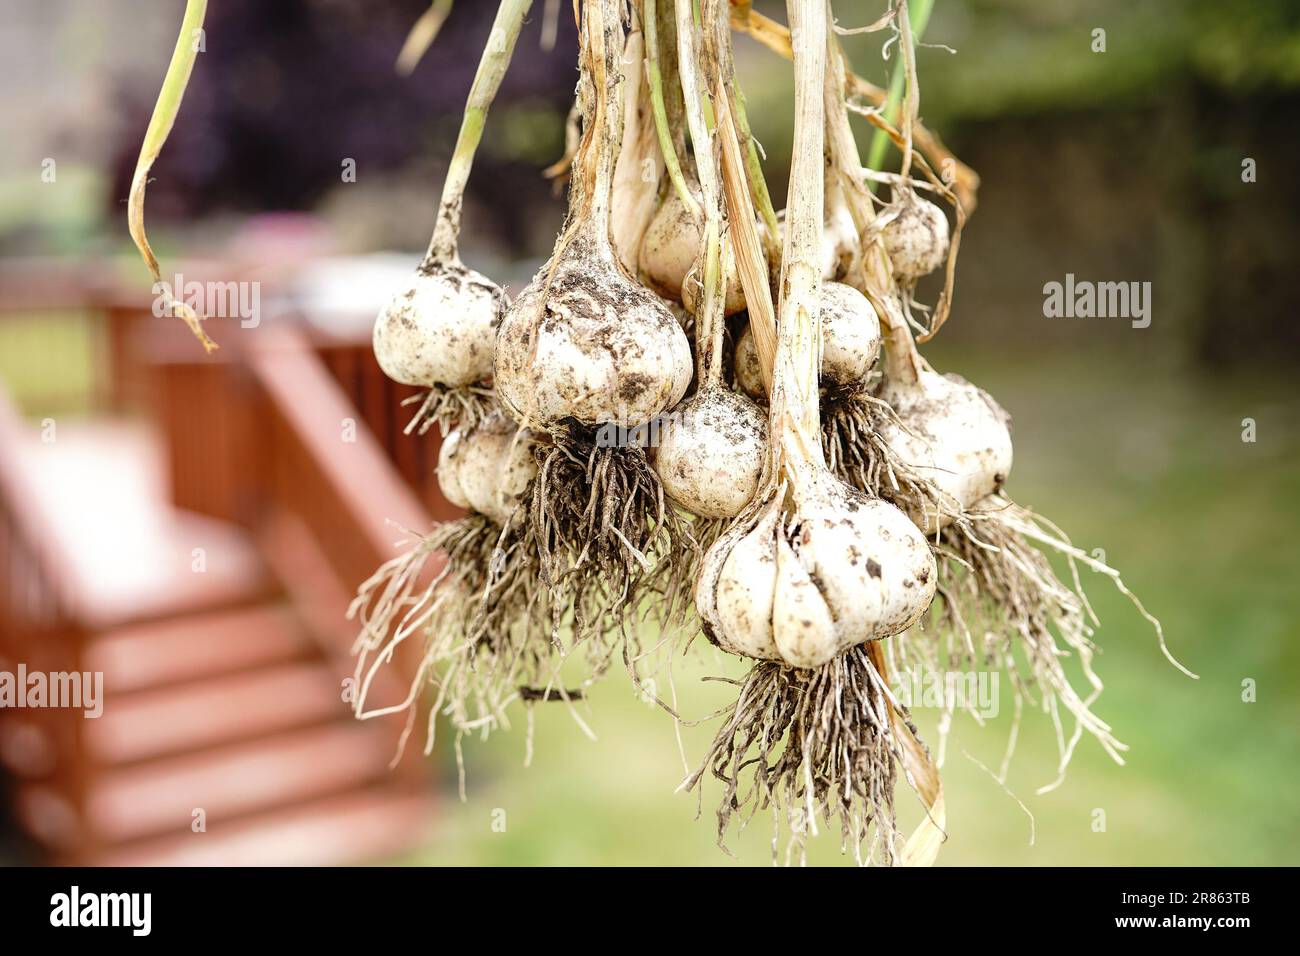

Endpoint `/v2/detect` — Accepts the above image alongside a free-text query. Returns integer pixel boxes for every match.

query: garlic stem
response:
[128,0,214,352]
[772,0,828,473]
[674,0,716,209]
[730,78,781,262]
[896,0,919,180]
[427,0,533,264]
[865,0,932,186]
[644,0,701,220]
[716,83,777,393]
[677,0,727,385]
[556,0,626,258]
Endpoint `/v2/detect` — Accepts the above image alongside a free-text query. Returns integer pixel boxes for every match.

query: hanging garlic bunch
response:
[358,0,1185,855]
[135,0,1191,862]
[685,0,942,865]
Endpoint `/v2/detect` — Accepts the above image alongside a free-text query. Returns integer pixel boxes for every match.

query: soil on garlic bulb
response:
[372,263,508,436]
[697,474,935,669]
[653,387,766,519]
[495,238,692,429]
[876,366,1013,533]
[733,281,882,399]
[374,264,505,389]
[640,181,747,315]
[881,192,950,285]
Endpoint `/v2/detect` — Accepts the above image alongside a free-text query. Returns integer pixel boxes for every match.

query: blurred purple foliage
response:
[108,0,578,244]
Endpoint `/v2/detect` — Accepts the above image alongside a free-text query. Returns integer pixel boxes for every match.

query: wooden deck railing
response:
[246,323,434,600]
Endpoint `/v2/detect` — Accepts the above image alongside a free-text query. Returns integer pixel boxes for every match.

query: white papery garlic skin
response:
[880,195,950,284]
[822,200,860,281]
[373,263,507,387]
[436,428,472,511]
[878,369,1014,533]
[733,282,881,398]
[697,477,937,669]
[778,206,856,281]
[701,504,781,660]
[653,388,767,518]
[436,412,538,525]
[819,282,882,388]
[640,186,746,315]
[494,245,694,429]
[732,324,767,400]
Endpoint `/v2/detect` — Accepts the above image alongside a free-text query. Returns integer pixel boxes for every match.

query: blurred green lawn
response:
[399,347,1300,866]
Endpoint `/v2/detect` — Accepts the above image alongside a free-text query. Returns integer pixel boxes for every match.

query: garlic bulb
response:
[698,474,935,669]
[641,182,747,315]
[373,264,506,387]
[734,281,881,397]
[777,203,857,281]
[817,282,882,387]
[437,411,537,525]
[877,327,1013,532]
[653,388,766,518]
[881,193,949,284]
[495,240,693,428]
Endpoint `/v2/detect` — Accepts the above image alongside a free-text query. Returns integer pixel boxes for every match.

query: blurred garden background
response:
[0,0,1297,865]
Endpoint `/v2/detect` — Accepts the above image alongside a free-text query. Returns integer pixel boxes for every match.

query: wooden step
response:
[84,723,398,844]
[85,604,313,694]
[8,416,273,630]
[85,785,435,867]
[85,662,349,765]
